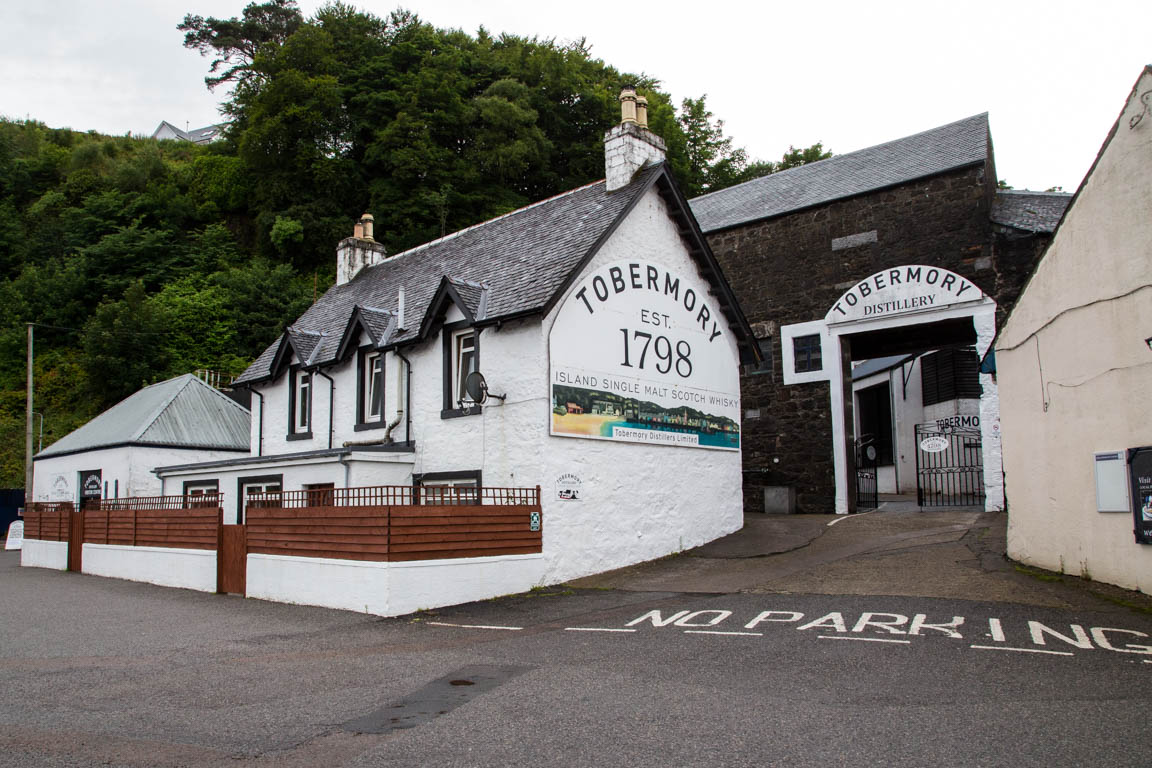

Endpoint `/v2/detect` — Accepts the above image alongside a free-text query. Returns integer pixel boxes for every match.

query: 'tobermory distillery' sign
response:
[549,260,740,451]
[825,265,984,324]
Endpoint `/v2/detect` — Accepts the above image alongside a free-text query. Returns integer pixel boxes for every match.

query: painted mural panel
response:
[549,260,740,451]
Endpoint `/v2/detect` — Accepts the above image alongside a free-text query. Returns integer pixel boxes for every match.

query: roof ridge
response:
[360,179,605,270]
[996,189,1073,196]
[691,113,989,203]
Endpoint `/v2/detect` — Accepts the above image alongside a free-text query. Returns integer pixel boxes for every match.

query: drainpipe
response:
[395,349,413,446]
[250,388,265,457]
[315,369,335,450]
[338,452,351,488]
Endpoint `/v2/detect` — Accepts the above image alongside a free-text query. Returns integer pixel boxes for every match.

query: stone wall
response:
[705,163,1049,512]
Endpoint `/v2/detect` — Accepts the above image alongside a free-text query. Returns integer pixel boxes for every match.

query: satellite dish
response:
[464,371,506,405]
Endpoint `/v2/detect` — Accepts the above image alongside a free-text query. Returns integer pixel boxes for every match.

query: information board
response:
[1129,447,1152,544]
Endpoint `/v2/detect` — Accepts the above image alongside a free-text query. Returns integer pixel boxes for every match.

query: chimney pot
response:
[354,222,364,239]
[360,213,374,241]
[635,95,649,128]
[619,87,638,124]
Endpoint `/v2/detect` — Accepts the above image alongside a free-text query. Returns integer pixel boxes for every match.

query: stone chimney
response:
[336,213,387,286]
[604,86,666,192]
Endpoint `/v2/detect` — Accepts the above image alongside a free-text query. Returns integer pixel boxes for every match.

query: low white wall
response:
[82,544,218,593]
[21,539,68,570]
[246,552,545,616]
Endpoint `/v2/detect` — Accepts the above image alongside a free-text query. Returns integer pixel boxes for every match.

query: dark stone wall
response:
[707,162,1050,513]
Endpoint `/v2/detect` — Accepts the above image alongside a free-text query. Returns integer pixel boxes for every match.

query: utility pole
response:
[25,323,34,504]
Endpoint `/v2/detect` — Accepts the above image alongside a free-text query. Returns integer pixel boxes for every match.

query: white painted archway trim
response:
[781,296,1002,515]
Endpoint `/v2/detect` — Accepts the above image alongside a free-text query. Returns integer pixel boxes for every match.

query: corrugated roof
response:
[37,374,250,458]
[990,190,1072,233]
[235,164,666,385]
[689,114,990,232]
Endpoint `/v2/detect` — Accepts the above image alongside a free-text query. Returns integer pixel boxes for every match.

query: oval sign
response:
[919,436,950,453]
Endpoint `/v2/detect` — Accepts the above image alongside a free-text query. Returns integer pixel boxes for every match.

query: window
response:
[415,471,481,505]
[288,369,312,438]
[238,475,283,524]
[304,482,335,507]
[442,324,481,418]
[920,347,981,406]
[182,480,219,508]
[455,331,477,404]
[356,349,385,429]
[793,335,822,373]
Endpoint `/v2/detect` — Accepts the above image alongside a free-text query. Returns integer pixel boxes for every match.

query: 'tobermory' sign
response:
[549,260,740,450]
[825,265,984,324]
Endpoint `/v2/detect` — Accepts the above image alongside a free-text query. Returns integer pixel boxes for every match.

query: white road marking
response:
[683,630,764,637]
[565,627,637,633]
[827,510,878,527]
[970,645,1073,656]
[426,622,522,631]
[819,635,910,644]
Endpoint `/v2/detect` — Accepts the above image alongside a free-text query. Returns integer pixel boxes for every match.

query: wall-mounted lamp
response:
[1145,336,1152,352]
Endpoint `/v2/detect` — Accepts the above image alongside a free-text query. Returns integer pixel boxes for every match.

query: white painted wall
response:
[82,545,217,592]
[998,68,1152,593]
[20,539,67,570]
[539,187,744,582]
[33,445,245,503]
[246,552,544,616]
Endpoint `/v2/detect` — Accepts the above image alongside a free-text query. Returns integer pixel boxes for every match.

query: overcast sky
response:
[2,0,1149,193]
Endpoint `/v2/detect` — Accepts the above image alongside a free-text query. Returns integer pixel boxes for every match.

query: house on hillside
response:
[151,121,225,144]
[32,374,250,505]
[997,66,1152,593]
[690,114,1069,514]
[155,88,759,596]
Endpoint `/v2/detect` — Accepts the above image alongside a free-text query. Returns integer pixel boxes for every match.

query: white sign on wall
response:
[825,265,984,324]
[549,260,741,451]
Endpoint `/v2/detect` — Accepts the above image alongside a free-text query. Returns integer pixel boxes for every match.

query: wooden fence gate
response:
[68,507,85,572]
[217,525,247,595]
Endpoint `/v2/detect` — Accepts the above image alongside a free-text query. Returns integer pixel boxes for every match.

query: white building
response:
[158,89,760,587]
[32,374,250,504]
[998,66,1152,593]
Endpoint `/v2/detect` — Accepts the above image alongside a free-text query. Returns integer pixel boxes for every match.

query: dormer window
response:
[455,331,477,405]
[288,369,312,439]
[356,349,385,430]
[366,353,383,419]
[441,323,481,419]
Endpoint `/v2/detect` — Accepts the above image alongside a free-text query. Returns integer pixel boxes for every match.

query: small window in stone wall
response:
[793,335,822,373]
[745,338,774,376]
[921,347,981,406]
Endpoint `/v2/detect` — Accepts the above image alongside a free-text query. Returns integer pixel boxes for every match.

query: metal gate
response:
[915,424,984,507]
[855,439,878,510]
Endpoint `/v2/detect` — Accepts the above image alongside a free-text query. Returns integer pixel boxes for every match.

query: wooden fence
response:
[245,485,542,562]
[84,496,222,550]
[25,487,542,563]
[24,502,74,542]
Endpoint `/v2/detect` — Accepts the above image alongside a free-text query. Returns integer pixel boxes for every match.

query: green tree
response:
[179,0,304,91]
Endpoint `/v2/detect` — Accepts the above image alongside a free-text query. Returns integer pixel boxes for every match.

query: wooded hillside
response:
[0,1,827,488]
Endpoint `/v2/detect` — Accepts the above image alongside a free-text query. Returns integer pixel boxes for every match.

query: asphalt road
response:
[2,550,1151,767]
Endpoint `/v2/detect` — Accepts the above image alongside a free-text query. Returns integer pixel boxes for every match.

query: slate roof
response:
[689,114,990,232]
[237,162,763,385]
[990,190,1072,233]
[36,375,250,459]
